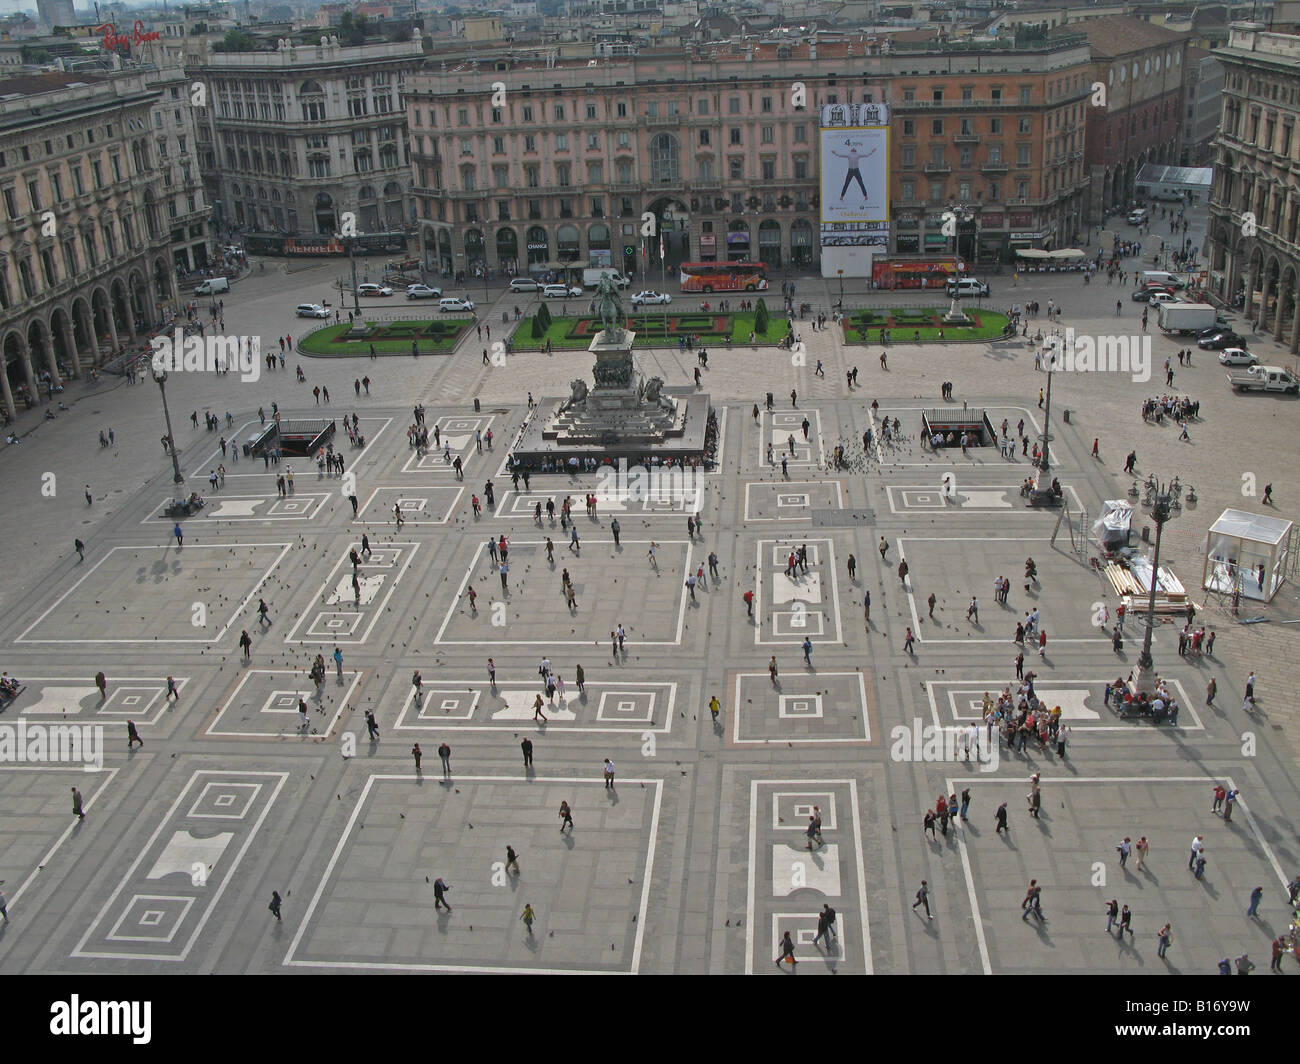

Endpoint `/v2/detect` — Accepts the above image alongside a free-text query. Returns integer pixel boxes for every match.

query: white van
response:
[946,277,990,297]
[1128,208,1149,226]
[1140,270,1185,290]
[195,277,230,295]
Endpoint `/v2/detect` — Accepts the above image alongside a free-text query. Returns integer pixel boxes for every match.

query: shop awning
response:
[1015,248,1050,259]
[1050,248,1085,259]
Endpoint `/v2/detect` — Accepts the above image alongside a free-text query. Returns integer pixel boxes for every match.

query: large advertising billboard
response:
[819,126,890,226]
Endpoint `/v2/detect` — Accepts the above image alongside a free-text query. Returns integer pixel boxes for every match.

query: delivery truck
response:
[1158,302,1218,335]
[583,268,630,289]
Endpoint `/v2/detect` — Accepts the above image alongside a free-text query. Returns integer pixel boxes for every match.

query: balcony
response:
[954,133,981,144]
[923,162,952,174]
[982,162,1009,173]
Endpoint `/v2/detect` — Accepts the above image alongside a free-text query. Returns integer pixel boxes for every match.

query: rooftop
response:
[1048,14,1187,57]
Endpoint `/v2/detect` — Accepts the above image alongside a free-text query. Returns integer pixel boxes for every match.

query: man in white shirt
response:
[1189,834,1205,870]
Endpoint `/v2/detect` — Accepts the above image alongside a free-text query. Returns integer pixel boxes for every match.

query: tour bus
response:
[242,231,408,256]
[871,258,962,290]
[678,261,770,294]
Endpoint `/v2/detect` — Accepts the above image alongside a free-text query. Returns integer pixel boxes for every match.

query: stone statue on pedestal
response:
[596,274,626,341]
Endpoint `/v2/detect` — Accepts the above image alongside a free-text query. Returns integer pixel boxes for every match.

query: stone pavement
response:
[1,205,1299,974]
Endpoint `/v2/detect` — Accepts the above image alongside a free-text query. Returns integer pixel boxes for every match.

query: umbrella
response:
[1016,249,1050,259]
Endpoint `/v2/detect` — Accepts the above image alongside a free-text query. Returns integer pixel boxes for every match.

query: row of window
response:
[1222,99,1298,160]
[1,147,139,219]
[0,210,167,310]
[439,149,810,192]
[0,122,120,170]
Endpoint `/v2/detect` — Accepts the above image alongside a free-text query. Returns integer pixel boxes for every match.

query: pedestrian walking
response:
[1021,880,1045,922]
[1157,923,1173,958]
[127,720,143,749]
[603,758,615,789]
[1189,834,1205,869]
[269,891,282,921]
[1105,898,1119,934]
[913,880,932,919]
[436,741,451,777]
[1135,836,1149,870]
[709,695,721,724]
[506,845,520,875]
[365,710,379,740]
[1118,904,1133,938]
[1248,885,1264,918]
[1224,788,1238,823]
[1236,954,1255,975]
[813,903,838,946]
[776,931,797,967]
[412,743,422,772]
[1117,836,1131,868]
[521,737,533,767]
[74,538,84,561]
[995,801,1009,833]
[71,786,85,820]
[520,903,536,934]
[433,877,452,912]
[558,800,573,833]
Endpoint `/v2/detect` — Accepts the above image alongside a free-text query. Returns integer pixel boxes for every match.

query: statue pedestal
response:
[514,325,712,466]
[587,329,640,410]
[942,298,971,324]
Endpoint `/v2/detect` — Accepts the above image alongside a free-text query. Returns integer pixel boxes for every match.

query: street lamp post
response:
[1130,480,1179,697]
[837,268,844,310]
[151,362,185,487]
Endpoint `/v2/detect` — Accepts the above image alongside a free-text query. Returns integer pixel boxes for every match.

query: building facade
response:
[406,34,1097,281]
[1052,16,1189,220]
[1206,24,1300,355]
[1182,48,1225,165]
[0,72,186,419]
[188,34,425,237]
[887,35,1093,264]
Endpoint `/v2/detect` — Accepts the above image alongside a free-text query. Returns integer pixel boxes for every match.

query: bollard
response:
[474,397,481,412]
[1142,525,1150,543]
[1062,409,1071,423]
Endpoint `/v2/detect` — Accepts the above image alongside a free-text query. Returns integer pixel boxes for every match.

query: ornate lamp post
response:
[150,358,185,487]
[1130,479,1180,697]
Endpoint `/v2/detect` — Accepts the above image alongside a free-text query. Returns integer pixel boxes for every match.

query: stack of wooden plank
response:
[1105,560,1189,612]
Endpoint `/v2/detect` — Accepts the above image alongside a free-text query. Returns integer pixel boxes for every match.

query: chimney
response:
[809,39,817,60]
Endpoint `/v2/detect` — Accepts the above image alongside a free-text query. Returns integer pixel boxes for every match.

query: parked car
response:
[630,290,672,306]
[195,277,230,295]
[296,303,330,318]
[357,283,393,297]
[1131,286,1175,302]
[438,296,476,312]
[543,283,583,298]
[1128,208,1149,225]
[1218,347,1258,366]
[1198,329,1246,350]
[508,277,541,292]
[1147,291,1179,306]
[406,284,443,300]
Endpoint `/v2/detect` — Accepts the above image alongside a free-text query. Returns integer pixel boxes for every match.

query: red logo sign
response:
[98,21,162,53]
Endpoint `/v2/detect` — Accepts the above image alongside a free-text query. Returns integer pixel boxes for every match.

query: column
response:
[0,356,14,421]
[60,312,80,378]
[105,300,120,354]
[1291,275,1300,356]
[17,336,37,406]
[40,325,58,385]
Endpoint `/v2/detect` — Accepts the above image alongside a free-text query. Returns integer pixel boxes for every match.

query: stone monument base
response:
[512,387,712,470]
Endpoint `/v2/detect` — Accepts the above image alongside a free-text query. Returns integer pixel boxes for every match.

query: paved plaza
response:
[2,206,1300,975]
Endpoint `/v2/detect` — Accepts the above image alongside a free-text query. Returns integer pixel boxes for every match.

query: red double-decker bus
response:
[871,258,963,290]
[679,261,770,294]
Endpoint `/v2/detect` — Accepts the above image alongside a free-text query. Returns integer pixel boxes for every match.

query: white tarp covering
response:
[1092,499,1133,551]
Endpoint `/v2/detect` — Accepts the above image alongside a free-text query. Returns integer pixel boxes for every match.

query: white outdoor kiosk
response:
[1202,509,1294,603]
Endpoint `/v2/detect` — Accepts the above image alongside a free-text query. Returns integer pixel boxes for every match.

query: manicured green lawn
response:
[841,307,1012,343]
[299,318,469,356]
[513,311,791,350]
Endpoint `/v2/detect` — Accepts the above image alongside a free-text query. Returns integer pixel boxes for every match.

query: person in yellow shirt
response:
[709,696,721,724]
